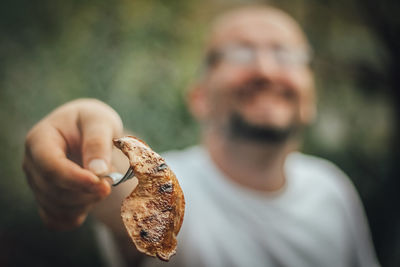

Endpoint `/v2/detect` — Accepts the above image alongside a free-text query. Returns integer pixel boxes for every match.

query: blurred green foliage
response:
[0,0,397,266]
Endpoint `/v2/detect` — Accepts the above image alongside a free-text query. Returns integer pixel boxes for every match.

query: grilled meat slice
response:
[113,136,185,261]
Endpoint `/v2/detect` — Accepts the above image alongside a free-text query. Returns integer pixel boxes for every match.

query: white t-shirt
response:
[96,146,380,267]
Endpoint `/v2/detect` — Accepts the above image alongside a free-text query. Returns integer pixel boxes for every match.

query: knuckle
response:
[23,122,50,166]
[24,122,44,151]
[24,129,36,156]
[83,138,110,162]
[85,137,105,149]
[79,99,122,133]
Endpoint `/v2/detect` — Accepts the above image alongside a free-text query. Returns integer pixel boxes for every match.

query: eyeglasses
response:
[207,43,312,69]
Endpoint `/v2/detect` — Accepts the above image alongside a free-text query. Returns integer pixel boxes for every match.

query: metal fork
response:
[103,166,135,186]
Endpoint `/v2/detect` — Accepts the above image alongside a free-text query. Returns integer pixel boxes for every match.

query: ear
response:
[187,83,210,121]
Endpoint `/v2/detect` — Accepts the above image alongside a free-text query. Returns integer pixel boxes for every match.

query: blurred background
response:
[0,0,399,266]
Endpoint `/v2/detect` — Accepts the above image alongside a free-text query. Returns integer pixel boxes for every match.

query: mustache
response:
[233,78,296,101]
[228,111,297,143]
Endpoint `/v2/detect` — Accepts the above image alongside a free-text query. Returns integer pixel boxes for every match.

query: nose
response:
[253,49,281,79]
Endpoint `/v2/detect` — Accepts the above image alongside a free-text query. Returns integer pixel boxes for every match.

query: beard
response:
[225,110,299,144]
[211,77,302,143]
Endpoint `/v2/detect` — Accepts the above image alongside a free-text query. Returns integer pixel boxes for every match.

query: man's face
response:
[196,9,315,143]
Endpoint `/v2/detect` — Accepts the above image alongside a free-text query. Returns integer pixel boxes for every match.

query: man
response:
[22,5,380,267]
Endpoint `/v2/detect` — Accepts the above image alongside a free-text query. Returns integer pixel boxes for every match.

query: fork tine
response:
[125,166,134,179]
[113,166,135,186]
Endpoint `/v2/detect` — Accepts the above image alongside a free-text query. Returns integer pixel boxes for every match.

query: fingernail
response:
[88,159,108,175]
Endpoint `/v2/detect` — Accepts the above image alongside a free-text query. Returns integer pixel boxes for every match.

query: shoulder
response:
[162,145,205,168]
[287,152,348,180]
[288,153,379,265]
[286,152,368,233]
[286,152,358,203]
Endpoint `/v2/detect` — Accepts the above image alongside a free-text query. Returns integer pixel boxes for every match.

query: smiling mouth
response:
[234,78,296,104]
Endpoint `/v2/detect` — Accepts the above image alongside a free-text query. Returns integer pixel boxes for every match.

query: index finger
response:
[26,123,106,193]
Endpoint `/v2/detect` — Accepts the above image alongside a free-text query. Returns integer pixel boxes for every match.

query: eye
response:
[223,45,254,64]
[273,46,310,66]
[273,47,293,64]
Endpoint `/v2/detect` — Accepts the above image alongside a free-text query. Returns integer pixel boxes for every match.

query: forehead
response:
[209,8,307,49]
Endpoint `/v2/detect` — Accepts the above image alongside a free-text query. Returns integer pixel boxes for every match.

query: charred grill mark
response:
[140,229,149,239]
[161,206,173,212]
[157,163,168,172]
[140,229,160,243]
[139,213,170,243]
[160,182,173,193]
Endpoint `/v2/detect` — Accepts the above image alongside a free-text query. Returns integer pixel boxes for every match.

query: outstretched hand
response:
[23,99,123,230]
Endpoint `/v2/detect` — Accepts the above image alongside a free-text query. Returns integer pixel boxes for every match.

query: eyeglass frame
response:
[204,42,313,71]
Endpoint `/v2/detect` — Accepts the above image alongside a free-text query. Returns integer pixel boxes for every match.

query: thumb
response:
[82,122,114,176]
[80,111,123,176]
